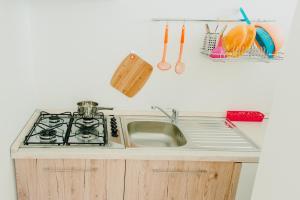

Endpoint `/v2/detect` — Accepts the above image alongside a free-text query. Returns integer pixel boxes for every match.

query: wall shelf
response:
[152,18,276,23]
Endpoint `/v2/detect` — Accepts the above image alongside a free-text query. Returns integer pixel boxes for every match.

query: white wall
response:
[251,1,300,199]
[27,0,297,112]
[0,0,36,199]
[236,163,258,200]
[0,0,299,199]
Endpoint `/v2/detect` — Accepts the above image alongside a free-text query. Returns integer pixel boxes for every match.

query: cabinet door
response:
[15,159,125,200]
[124,160,241,200]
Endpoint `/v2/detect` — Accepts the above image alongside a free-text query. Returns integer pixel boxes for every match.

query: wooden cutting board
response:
[111,53,153,97]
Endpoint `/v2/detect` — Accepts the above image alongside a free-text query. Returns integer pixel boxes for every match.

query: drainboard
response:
[177,118,259,151]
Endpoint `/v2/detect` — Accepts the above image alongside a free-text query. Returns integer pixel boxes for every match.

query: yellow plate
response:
[236,25,256,57]
[223,25,248,57]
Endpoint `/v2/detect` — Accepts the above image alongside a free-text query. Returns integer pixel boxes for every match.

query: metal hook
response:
[214,25,219,33]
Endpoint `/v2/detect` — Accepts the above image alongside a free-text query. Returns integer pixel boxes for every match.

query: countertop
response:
[10,110,268,163]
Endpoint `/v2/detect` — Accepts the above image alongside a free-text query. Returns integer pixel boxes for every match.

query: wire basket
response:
[201,33,284,62]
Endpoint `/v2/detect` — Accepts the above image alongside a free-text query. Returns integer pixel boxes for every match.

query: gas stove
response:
[22,111,124,148]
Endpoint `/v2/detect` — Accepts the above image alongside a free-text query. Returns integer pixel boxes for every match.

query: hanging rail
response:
[151,18,276,22]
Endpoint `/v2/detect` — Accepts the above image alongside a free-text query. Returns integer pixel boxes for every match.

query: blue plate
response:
[256,28,275,58]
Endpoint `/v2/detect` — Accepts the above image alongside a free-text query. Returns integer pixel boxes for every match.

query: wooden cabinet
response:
[124,160,241,200]
[15,159,125,200]
[15,159,241,200]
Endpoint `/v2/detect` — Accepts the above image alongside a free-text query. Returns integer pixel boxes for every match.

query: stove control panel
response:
[110,116,119,137]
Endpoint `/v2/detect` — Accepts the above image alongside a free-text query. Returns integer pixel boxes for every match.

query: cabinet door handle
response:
[152,169,218,178]
[152,169,210,173]
[43,167,98,173]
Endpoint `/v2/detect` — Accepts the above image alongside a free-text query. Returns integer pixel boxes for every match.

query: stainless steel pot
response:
[77,101,113,118]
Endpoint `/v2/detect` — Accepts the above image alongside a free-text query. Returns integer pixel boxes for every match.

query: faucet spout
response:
[151,106,178,124]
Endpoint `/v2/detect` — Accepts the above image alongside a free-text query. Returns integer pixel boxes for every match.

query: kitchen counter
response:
[10,110,267,163]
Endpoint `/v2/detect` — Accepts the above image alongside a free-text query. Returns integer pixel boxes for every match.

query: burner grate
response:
[23,111,108,146]
[64,112,108,146]
[24,111,72,145]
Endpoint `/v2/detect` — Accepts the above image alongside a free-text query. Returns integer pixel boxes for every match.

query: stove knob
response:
[110,121,115,126]
[112,129,119,137]
[110,116,118,137]
[110,118,117,123]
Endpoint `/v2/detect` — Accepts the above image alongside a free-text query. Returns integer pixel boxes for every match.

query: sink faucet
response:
[151,106,178,124]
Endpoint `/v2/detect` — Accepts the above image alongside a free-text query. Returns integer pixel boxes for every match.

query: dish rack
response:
[201,32,284,62]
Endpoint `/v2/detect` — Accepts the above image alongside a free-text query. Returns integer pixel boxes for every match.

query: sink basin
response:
[126,121,187,147]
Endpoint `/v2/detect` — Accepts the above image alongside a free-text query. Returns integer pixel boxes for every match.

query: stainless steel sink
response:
[126,121,187,147]
[121,116,259,151]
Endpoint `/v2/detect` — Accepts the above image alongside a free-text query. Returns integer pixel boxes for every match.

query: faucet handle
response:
[171,109,179,116]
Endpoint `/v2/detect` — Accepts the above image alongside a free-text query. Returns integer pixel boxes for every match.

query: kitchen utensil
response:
[175,25,186,75]
[214,25,219,33]
[209,25,227,59]
[77,100,113,118]
[223,24,248,57]
[205,24,210,33]
[255,23,284,56]
[226,111,265,122]
[111,53,153,97]
[157,24,171,70]
[240,8,275,58]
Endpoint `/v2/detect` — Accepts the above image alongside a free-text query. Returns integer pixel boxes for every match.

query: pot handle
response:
[97,107,114,110]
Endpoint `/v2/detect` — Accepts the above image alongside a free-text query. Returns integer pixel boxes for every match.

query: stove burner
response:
[75,128,99,141]
[39,115,64,128]
[75,118,100,129]
[83,118,94,125]
[39,129,57,143]
[49,115,61,124]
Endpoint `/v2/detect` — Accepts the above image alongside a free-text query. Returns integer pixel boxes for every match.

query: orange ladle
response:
[175,25,185,74]
[157,24,171,70]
